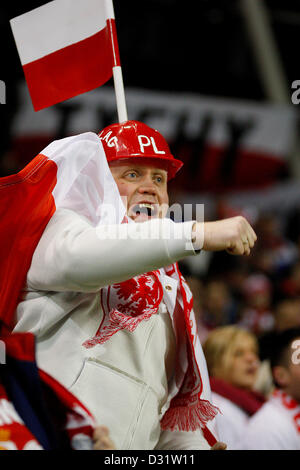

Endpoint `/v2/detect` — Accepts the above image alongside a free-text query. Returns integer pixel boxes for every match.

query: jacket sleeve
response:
[156,428,211,450]
[27,208,199,292]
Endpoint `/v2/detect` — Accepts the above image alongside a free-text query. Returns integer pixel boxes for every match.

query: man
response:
[234,327,300,450]
[12,120,256,450]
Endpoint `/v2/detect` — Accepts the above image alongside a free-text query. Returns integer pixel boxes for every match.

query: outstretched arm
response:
[28,209,256,293]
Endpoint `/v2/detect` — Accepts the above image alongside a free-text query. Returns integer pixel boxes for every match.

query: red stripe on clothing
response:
[2,333,36,362]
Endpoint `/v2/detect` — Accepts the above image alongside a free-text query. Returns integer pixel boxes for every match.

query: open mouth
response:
[130,203,158,218]
[245,365,258,376]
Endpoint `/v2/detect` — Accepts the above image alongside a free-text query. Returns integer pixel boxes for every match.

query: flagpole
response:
[106,0,128,123]
[112,66,128,123]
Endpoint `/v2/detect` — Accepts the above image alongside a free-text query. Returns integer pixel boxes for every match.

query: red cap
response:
[98,120,183,180]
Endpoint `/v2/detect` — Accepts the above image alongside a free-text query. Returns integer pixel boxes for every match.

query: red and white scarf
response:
[210,377,265,416]
[272,389,300,435]
[83,262,219,434]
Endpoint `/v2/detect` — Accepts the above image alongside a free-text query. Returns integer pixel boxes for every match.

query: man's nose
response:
[137,178,157,196]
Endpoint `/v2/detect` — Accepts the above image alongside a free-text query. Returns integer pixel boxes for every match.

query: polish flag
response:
[0,133,125,333]
[10,0,120,111]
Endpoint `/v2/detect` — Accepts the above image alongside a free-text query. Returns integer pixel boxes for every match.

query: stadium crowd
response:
[181,208,300,340]
[180,206,300,449]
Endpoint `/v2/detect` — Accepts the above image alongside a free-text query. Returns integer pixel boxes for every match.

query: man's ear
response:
[273,365,290,388]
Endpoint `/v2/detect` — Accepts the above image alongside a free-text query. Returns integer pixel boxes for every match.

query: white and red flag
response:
[10,0,120,111]
[0,133,125,333]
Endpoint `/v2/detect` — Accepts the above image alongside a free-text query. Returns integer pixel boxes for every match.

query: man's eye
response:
[126,172,137,179]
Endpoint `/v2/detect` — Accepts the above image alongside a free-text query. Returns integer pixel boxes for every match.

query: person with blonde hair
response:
[203,326,265,449]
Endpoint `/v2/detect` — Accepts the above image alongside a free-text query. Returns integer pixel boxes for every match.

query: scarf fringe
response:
[83,309,154,348]
[160,399,219,432]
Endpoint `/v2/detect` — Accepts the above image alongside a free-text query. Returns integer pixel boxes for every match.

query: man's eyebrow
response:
[119,167,167,177]
[154,171,167,178]
[122,167,139,173]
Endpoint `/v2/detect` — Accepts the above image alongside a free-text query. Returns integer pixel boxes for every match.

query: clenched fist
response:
[193,216,257,256]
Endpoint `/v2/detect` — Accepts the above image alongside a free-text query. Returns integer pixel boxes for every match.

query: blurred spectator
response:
[258,298,300,367]
[234,328,300,450]
[255,298,300,397]
[257,298,300,363]
[280,262,300,298]
[222,261,250,302]
[197,279,238,343]
[250,214,298,279]
[203,326,265,449]
[275,298,300,332]
[238,273,275,336]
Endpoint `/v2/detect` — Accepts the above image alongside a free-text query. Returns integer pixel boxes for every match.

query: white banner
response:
[11,82,298,194]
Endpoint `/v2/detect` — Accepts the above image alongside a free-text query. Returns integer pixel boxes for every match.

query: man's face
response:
[274,337,300,402]
[109,161,169,222]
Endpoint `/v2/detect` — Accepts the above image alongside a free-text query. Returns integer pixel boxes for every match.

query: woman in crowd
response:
[203,326,266,449]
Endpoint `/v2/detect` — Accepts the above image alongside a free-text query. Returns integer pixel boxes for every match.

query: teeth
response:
[132,203,156,216]
[139,203,154,209]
